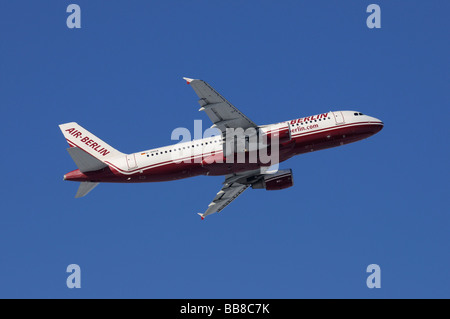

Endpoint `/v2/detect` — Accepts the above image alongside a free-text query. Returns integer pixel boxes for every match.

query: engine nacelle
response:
[260,123,291,145]
[252,169,294,191]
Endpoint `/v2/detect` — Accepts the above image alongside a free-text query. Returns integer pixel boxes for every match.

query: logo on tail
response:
[64,127,111,156]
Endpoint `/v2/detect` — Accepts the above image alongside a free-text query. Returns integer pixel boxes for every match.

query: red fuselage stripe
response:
[67,121,382,177]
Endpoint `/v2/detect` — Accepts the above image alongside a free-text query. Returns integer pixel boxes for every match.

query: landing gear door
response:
[126,154,138,170]
[332,111,345,125]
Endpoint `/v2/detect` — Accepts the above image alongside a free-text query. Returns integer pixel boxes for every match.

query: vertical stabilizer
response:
[59,122,124,162]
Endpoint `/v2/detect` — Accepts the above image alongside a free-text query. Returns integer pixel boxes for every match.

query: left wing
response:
[198,170,262,219]
[183,77,258,132]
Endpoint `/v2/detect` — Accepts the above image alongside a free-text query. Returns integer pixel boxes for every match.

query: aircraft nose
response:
[370,117,383,133]
[375,122,383,133]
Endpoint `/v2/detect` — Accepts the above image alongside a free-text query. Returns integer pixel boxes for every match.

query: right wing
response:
[183,77,258,132]
[198,170,263,219]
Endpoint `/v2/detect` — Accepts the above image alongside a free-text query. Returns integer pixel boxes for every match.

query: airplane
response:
[59,77,383,219]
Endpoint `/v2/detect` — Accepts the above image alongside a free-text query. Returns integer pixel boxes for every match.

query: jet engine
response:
[251,169,294,191]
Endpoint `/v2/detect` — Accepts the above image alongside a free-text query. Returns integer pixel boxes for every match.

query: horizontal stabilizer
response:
[76,182,99,198]
[67,147,107,173]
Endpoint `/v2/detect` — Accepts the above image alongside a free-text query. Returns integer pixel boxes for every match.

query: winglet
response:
[197,213,205,220]
[183,77,195,85]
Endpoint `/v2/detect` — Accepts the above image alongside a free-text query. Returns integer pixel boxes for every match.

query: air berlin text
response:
[289,113,328,125]
[65,128,110,156]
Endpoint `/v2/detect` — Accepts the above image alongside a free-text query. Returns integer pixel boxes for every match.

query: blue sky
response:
[0,1,448,298]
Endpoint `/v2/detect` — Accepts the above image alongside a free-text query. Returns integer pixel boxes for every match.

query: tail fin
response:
[60,122,124,199]
[59,122,124,163]
[76,182,99,198]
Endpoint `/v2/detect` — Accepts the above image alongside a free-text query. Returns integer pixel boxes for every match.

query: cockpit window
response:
[359,112,364,115]
[354,113,358,116]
